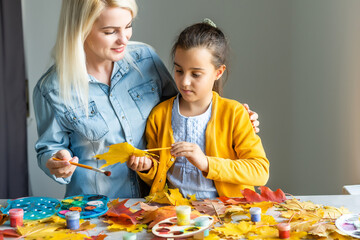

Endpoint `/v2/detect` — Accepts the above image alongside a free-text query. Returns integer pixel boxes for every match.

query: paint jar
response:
[9,208,24,227]
[65,211,80,230]
[277,223,291,239]
[176,205,191,226]
[123,232,136,240]
[193,216,211,239]
[249,207,261,222]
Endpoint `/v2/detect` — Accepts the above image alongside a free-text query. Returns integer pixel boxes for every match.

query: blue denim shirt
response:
[33,42,177,198]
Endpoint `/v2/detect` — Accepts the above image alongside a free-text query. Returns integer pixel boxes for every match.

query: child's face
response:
[174,47,225,105]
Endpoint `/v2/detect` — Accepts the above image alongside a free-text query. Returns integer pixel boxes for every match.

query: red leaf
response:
[258,186,286,203]
[105,199,144,225]
[218,187,286,204]
[0,229,20,238]
[90,233,107,240]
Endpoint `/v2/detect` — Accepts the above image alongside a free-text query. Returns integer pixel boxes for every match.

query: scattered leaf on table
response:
[145,186,196,206]
[0,213,8,226]
[0,229,20,238]
[212,221,256,239]
[104,199,143,225]
[322,206,350,219]
[192,199,226,216]
[94,142,155,168]
[139,206,176,228]
[278,199,321,211]
[90,233,108,240]
[308,222,338,237]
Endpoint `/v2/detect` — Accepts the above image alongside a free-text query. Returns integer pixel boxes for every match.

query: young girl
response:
[127,19,269,198]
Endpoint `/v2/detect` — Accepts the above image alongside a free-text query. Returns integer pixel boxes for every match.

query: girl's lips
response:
[181,89,193,94]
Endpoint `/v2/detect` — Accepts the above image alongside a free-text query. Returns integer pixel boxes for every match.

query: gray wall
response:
[22,0,360,198]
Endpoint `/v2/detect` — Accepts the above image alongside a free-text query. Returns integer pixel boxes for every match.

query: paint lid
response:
[249,207,261,215]
[123,232,136,240]
[176,205,191,214]
[9,208,24,217]
[65,211,80,220]
[194,216,210,227]
[277,223,291,231]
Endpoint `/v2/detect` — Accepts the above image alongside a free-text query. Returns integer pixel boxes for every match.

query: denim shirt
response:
[33,42,177,198]
[167,95,218,199]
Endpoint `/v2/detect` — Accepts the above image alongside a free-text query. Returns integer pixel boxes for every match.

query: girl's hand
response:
[170,142,209,172]
[127,155,153,172]
[46,149,78,178]
[243,103,260,133]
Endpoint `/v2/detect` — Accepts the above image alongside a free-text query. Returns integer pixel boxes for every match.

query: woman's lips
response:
[112,46,125,53]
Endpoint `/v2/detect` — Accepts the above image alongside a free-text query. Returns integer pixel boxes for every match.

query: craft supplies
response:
[249,207,261,222]
[152,216,214,238]
[176,205,191,226]
[123,232,137,240]
[193,216,211,239]
[9,208,23,227]
[277,223,291,239]
[57,194,109,219]
[1,197,60,220]
[65,211,80,230]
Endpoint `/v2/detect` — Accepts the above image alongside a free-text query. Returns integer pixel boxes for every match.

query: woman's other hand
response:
[170,142,209,172]
[127,155,153,172]
[243,103,260,133]
[46,150,78,178]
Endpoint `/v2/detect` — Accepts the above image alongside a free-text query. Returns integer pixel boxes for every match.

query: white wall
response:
[22,0,360,198]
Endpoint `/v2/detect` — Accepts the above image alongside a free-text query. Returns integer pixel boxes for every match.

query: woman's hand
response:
[127,155,153,172]
[170,142,209,172]
[243,103,260,133]
[46,149,78,178]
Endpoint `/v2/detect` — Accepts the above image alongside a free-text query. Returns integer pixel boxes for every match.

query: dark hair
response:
[171,22,229,95]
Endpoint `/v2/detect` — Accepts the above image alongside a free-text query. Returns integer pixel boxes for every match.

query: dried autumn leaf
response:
[308,222,338,237]
[104,219,147,233]
[290,220,316,232]
[0,229,20,238]
[192,199,226,216]
[243,201,275,212]
[218,187,286,204]
[94,142,156,168]
[0,213,8,226]
[145,186,196,206]
[278,199,321,211]
[212,221,256,238]
[104,199,144,225]
[90,233,108,240]
[75,221,96,232]
[139,206,176,228]
[322,206,351,219]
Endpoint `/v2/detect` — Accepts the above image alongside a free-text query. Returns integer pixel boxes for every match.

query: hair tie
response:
[203,18,217,28]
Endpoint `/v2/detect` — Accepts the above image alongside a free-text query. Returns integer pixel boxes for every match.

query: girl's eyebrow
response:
[174,62,204,70]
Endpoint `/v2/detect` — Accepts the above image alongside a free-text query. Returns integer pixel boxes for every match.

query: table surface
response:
[1,195,360,239]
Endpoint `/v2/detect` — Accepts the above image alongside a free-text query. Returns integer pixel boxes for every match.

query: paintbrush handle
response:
[144,147,172,152]
[53,157,102,172]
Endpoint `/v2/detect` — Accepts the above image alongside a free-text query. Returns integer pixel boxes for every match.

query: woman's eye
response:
[126,24,133,29]
[104,31,116,35]
[192,73,201,78]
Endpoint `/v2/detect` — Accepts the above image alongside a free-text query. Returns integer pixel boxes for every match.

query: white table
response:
[1,195,360,239]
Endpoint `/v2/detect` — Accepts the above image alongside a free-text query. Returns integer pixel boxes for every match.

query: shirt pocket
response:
[128,80,160,119]
[65,101,109,141]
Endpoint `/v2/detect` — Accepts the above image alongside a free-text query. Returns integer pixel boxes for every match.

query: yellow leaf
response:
[290,220,316,232]
[322,206,351,220]
[279,199,321,211]
[104,219,147,233]
[308,222,337,237]
[243,201,275,213]
[145,186,196,206]
[205,232,221,240]
[94,142,152,168]
[212,221,256,238]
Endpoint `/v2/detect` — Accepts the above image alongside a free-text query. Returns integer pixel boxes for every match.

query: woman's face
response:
[85,7,133,64]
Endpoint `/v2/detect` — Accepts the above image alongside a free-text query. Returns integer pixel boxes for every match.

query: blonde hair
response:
[53,0,138,111]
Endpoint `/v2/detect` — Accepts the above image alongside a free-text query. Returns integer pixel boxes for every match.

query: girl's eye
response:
[175,69,183,74]
[192,73,201,78]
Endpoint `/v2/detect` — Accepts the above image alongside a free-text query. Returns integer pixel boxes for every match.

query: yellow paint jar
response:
[176,205,191,226]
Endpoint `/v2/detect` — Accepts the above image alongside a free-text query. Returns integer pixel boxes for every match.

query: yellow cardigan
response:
[137,92,269,197]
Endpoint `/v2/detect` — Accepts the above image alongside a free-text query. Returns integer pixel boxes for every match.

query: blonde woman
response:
[33,0,259,198]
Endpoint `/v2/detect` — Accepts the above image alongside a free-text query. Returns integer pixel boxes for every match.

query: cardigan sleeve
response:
[205,103,269,186]
[136,111,159,186]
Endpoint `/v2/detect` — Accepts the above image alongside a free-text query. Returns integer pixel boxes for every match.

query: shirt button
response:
[122,116,125,119]
[151,88,155,91]
[73,117,76,120]
[159,179,162,182]
[129,139,133,142]
[91,110,95,114]
[137,95,140,98]
[116,74,120,78]
[170,158,175,162]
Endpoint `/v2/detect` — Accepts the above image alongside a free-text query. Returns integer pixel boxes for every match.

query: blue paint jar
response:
[65,211,80,230]
[194,216,211,239]
[249,207,261,222]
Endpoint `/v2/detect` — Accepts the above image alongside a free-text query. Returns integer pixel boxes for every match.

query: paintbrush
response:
[52,157,111,177]
[144,147,172,152]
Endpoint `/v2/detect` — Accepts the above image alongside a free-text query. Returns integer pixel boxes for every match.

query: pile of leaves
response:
[0,186,357,239]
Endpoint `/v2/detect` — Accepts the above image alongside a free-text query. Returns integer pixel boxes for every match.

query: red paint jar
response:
[9,208,24,227]
[278,223,290,239]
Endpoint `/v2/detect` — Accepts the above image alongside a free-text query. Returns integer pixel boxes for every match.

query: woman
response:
[33,0,259,198]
